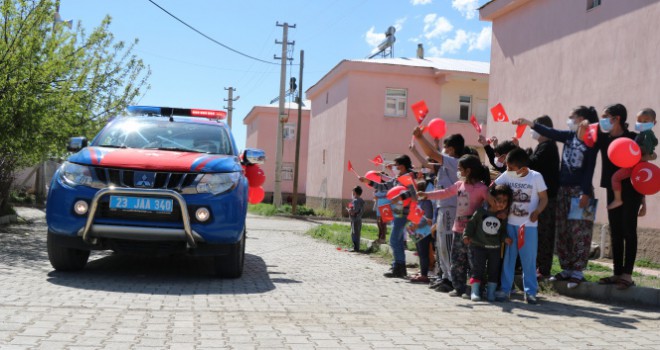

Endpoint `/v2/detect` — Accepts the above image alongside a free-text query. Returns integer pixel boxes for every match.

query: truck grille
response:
[93,168,198,191]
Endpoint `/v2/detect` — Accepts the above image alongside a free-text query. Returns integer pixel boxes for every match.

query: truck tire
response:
[214,230,245,278]
[47,232,90,271]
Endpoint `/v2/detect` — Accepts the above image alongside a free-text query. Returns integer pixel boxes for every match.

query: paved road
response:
[1,209,659,349]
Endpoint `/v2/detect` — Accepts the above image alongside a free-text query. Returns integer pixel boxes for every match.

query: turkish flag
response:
[411,100,429,124]
[397,173,415,187]
[490,103,510,122]
[515,124,527,139]
[517,224,525,250]
[378,204,394,223]
[407,201,425,224]
[583,123,598,148]
[347,160,359,177]
[370,154,384,166]
[470,115,482,134]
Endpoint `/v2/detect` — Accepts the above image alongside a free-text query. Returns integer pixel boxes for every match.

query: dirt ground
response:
[593,223,660,264]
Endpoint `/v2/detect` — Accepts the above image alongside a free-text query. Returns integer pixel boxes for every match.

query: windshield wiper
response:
[151,146,202,153]
[97,144,127,149]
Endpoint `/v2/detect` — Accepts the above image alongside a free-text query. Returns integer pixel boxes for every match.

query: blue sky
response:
[61,0,491,149]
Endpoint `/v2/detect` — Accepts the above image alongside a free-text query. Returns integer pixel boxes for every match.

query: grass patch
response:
[304,223,417,253]
[635,258,660,270]
[248,203,332,217]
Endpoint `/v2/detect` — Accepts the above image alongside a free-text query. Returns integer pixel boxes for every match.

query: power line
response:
[146,0,278,65]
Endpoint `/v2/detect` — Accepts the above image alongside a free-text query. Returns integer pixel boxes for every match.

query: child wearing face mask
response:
[607,108,658,210]
[513,106,599,289]
[493,148,548,304]
[417,155,491,298]
[463,184,513,302]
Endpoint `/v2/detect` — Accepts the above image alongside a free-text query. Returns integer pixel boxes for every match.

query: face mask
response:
[600,118,613,133]
[635,122,654,132]
[567,119,578,132]
[531,130,540,140]
[494,159,504,168]
[421,168,430,174]
[506,170,520,178]
[456,171,463,179]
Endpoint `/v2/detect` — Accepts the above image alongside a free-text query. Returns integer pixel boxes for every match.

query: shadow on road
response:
[45,252,300,295]
[457,294,660,330]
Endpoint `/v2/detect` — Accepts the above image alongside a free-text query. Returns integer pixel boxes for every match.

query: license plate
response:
[109,196,173,213]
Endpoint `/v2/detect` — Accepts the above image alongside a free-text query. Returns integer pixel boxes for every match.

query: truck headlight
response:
[60,162,93,187]
[196,173,240,195]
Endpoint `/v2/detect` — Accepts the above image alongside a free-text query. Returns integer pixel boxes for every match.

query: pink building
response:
[243,101,310,203]
[304,57,490,215]
[480,0,660,229]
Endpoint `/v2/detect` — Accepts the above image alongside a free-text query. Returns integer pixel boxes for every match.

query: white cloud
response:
[394,17,407,32]
[452,0,480,20]
[411,0,432,5]
[365,26,385,53]
[423,14,453,39]
[468,27,491,51]
[439,29,469,55]
[427,26,492,56]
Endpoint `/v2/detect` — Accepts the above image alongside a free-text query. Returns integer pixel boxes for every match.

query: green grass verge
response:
[248,203,333,217]
[635,258,660,270]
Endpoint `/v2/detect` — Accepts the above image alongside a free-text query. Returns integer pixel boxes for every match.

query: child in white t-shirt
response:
[493,148,548,304]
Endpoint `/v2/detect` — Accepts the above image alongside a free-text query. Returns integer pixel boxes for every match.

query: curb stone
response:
[552,280,660,308]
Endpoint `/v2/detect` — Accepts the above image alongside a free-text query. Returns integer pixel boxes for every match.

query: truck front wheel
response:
[214,230,245,278]
[47,232,90,271]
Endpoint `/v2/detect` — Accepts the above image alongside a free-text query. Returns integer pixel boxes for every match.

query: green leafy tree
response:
[0,0,150,213]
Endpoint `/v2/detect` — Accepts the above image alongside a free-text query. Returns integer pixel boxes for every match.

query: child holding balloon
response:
[417,154,491,298]
[607,108,658,210]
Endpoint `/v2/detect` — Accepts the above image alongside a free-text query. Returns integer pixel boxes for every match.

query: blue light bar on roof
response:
[126,106,227,119]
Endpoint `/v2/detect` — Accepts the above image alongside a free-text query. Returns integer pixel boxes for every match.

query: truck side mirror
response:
[241,148,265,165]
[67,137,88,152]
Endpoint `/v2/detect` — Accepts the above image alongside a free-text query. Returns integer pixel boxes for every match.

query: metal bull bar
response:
[79,187,198,248]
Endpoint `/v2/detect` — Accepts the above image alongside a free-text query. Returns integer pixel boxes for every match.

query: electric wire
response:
[146,0,278,65]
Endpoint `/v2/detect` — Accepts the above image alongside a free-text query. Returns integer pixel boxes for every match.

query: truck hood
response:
[68,147,241,173]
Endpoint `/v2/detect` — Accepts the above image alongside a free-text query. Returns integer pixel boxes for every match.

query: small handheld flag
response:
[470,115,482,134]
[347,160,360,177]
[515,124,527,139]
[411,100,429,124]
[490,103,510,122]
[583,123,598,147]
[370,154,384,166]
[517,224,526,250]
[378,204,394,223]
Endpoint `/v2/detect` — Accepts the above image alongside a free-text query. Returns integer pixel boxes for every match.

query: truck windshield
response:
[93,118,233,155]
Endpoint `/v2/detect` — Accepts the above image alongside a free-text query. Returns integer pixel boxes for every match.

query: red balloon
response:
[386,185,411,206]
[426,118,447,139]
[364,170,381,187]
[607,138,641,168]
[245,165,266,187]
[248,186,265,204]
[631,162,660,195]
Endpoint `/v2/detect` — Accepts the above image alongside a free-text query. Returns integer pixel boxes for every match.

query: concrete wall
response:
[481,0,660,229]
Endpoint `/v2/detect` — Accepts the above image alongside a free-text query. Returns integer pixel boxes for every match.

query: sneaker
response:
[448,289,465,297]
[435,281,454,293]
[495,290,509,302]
[567,277,581,289]
[549,272,569,282]
[409,275,430,283]
[462,293,471,300]
[526,294,538,305]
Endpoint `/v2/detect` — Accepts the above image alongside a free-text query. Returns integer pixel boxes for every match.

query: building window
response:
[459,95,472,121]
[385,88,407,117]
[587,0,601,10]
[282,163,294,181]
[283,123,296,140]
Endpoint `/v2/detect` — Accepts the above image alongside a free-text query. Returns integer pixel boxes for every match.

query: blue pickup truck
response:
[46,106,265,277]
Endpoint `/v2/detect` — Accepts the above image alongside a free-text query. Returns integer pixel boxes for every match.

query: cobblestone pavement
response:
[1,209,659,349]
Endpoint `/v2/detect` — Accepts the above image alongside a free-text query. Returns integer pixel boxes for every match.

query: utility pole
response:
[223,87,238,128]
[273,22,295,207]
[292,50,304,215]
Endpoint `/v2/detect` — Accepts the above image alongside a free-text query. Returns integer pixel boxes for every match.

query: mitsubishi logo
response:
[134,171,155,188]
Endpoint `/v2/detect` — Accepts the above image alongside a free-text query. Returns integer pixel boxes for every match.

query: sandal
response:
[598,276,619,285]
[615,279,635,290]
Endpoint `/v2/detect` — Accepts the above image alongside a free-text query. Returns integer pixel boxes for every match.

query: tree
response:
[0,0,150,214]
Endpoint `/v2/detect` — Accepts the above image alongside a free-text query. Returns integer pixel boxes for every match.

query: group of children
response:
[348,106,657,304]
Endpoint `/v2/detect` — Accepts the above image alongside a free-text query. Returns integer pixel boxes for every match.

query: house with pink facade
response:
[304,57,490,215]
[479,0,660,231]
[243,101,310,203]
